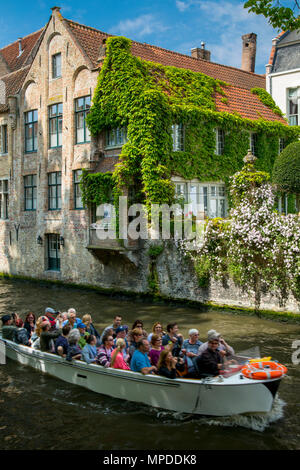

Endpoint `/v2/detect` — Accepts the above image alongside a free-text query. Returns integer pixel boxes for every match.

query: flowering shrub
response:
[188,164,300,313]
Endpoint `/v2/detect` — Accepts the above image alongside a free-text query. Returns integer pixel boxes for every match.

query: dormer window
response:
[52,53,61,79]
[172,124,184,151]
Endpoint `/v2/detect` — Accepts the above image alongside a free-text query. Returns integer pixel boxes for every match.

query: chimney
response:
[18,38,23,57]
[241,33,257,73]
[191,42,211,61]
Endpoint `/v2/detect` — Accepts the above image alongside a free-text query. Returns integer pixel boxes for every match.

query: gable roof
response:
[66,19,285,124]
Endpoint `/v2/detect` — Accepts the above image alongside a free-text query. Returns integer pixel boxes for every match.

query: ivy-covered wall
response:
[83,36,300,210]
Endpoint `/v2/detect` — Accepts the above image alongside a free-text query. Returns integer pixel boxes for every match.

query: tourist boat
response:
[0,335,285,417]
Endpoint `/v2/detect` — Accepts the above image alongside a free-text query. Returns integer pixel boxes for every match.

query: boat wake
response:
[154,396,286,432]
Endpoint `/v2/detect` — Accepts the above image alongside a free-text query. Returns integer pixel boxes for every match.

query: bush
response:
[273,141,300,210]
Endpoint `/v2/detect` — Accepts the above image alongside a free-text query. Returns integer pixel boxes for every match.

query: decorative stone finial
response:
[243,149,257,165]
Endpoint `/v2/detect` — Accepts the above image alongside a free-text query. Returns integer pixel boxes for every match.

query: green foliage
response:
[83,35,300,213]
[194,256,211,287]
[80,170,114,207]
[273,141,300,194]
[244,0,300,30]
[230,163,270,205]
[148,244,164,258]
[251,88,284,117]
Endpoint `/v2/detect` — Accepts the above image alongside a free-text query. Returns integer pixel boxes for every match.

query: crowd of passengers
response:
[0,309,236,379]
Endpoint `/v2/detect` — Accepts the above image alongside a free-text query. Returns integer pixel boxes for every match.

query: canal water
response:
[0,279,299,450]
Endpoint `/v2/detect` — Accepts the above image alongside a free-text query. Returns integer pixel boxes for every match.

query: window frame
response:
[52,53,62,79]
[172,123,185,152]
[49,103,63,149]
[24,174,37,211]
[75,96,91,144]
[0,124,8,155]
[173,180,227,219]
[48,171,62,211]
[250,132,258,156]
[287,88,298,126]
[215,128,225,156]
[0,179,9,220]
[105,127,127,149]
[46,234,61,271]
[24,110,38,153]
[73,169,84,209]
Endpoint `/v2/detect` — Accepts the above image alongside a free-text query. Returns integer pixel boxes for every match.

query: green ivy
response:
[251,87,284,117]
[83,36,300,214]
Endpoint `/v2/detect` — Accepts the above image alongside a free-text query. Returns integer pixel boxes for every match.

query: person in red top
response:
[110,338,130,370]
[44,307,58,329]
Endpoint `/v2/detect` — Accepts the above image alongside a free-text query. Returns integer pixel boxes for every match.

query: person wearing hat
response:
[114,326,129,360]
[195,336,224,377]
[197,329,234,358]
[44,308,58,329]
[1,315,18,341]
[77,322,90,349]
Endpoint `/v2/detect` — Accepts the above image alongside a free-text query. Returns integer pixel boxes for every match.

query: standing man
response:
[100,315,123,343]
[130,339,157,375]
[162,323,183,357]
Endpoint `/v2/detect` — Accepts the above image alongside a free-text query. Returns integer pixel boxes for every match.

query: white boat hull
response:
[0,336,282,416]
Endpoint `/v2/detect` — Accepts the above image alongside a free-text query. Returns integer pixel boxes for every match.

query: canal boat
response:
[0,335,285,417]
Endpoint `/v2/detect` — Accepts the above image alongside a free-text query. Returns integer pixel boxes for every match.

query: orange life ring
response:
[241,361,287,380]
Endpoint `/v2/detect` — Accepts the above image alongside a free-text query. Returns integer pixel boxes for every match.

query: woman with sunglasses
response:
[149,334,165,367]
[96,333,115,368]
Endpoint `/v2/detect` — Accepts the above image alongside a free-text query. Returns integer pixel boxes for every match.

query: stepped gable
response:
[0,29,44,74]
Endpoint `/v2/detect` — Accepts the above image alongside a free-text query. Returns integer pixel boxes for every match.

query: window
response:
[25,110,38,153]
[173,181,227,218]
[250,133,258,156]
[172,124,184,151]
[49,103,62,148]
[73,170,83,209]
[279,138,286,154]
[24,174,37,211]
[0,180,9,219]
[215,128,225,155]
[288,88,298,125]
[52,53,61,79]
[48,171,61,210]
[0,125,8,154]
[75,96,91,144]
[47,234,60,271]
[105,127,127,148]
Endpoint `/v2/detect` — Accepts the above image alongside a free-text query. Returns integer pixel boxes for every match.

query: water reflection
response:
[0,279,300,450]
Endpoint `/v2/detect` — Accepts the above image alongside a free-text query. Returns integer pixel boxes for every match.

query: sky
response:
[0,0,280,74]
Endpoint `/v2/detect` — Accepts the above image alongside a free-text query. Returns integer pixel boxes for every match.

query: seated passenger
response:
[162,323,183,357]
[114,326,129,359]
[82,314,101,346]
[40,316,63,353]
[149,334,165,367]
[157,350,179,379]
[198,330,234,358]
[31,316,49,349]
[44,307,58,330]
[14,319,31,346]
[130,339,157,375]
[66,329,82,361]
[147,322,165,343]
[100,315,123,343]
[128,328,143,362]
[55,325,71,358]
[24,312,36,339]
[62,308,81,329]
[96,333,115,368]
[77,322,90,349]
[182,329,202,375]
[195,336,224,377]
[1,315,17,341]
[131,320,148,339]
[56,312,68,330]
[81,335,98,364]
[110,338,130,370]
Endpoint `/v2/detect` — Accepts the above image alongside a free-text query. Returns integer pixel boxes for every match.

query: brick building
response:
[0,7,295,299]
